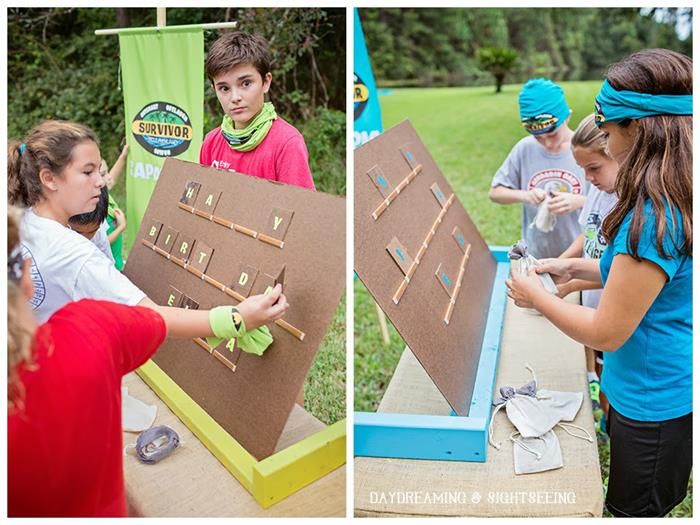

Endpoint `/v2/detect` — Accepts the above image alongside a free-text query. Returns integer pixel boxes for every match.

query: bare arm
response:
[558,233,584,259]
[488,185,545,205]
[556,278,603,298]
[139,296,212,338]
[537,257,602,285]
[107,145,128,190]
[137,284,288,339]
[508,254,666,351]
[107,208,126,244]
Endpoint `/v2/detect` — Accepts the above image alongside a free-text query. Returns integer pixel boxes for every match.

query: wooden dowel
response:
[212,215,235,229]
[444,300,456,325]
[257,233,284,249]
[143,235,307,342]
[393,278,409,304]
[233,224,258,238]
[372,164,423,220]
[374,301,390,344]
[275,319,305,341]
[372,199,390,220]
[186,265,204,280]
[194,209,212,220]
[213,350,237,372]
[194,338,213,354]
[223,286,246,302]
[203,274,225,290]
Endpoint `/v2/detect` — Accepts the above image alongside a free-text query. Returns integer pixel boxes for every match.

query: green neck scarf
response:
[220,102,277,152]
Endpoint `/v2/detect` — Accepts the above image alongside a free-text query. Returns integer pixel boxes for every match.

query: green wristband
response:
[206,306,274,356]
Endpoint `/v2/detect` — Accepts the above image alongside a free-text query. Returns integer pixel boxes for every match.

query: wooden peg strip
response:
[276,319,306,341]
[234,224,258,239]
[185,265,205,280]
[203,273,226,291]
[223,287,246,302]
[443,242,472,325]
[392,278,409,305]
[194,337,213,354]
[212,215,235,229]
[213,350,237,372]
[392,193,455,304]
[177,202,286,247]
[372,164,423,220]
[258,233,285,249]
[194,338,237,372]
[140,239,306,341]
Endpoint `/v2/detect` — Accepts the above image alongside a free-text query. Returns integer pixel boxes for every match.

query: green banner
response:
[119,28,203,253]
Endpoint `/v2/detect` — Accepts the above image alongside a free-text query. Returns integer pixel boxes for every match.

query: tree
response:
[477,47,518,93]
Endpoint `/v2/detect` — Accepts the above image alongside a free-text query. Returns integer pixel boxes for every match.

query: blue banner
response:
[353,8,383,148]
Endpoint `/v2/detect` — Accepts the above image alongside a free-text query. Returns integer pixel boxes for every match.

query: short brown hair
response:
[206,31,272,82]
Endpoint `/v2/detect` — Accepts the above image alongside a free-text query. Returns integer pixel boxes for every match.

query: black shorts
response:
[606,404,692,517]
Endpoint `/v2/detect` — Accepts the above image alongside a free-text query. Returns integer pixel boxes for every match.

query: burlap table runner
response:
[355,295,604,517]
[122,372,345,517]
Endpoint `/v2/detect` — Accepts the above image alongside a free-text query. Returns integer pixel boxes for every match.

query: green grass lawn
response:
[355,81,691,516]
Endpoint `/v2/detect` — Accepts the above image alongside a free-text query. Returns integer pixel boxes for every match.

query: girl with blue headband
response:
[507,48,692,517]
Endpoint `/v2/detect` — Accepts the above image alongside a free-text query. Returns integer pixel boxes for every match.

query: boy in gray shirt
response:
[489,78,587,259]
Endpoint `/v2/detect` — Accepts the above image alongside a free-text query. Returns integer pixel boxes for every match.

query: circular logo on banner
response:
[131,101,194,157]
[354,72,370,121]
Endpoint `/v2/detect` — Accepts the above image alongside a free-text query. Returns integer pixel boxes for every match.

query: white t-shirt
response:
[92,220,115,263]
[578,187,618,308]
[21,208,145,324]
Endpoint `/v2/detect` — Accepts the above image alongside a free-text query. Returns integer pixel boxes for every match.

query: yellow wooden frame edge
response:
[135,359,346,507]
[253,418,346,508]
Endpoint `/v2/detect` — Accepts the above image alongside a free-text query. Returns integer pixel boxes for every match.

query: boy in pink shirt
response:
[200,31,315,190]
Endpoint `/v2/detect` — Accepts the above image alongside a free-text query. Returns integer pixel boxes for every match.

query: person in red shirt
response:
[6,206,284,517]
[200,31,315,190]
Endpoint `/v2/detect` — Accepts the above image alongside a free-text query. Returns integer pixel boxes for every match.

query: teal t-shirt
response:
[599,201,692,421]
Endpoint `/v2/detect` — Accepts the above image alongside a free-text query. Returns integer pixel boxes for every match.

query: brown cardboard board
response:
[367,165,393,198]
[124,158,345,460]
[232,263,259,298]
[354,120,497,416]
[166,286,184,308]
[386,236,413,275]
[262,208,294,241]
[156,226,179,253]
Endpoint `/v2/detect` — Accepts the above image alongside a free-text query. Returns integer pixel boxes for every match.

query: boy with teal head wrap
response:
[489,78,588,259]
[519,78,572,135]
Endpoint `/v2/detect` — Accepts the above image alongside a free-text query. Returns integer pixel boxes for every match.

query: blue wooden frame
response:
[354,246,510,462]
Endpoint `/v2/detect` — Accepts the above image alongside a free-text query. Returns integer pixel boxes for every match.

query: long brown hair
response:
[8,207,36,411]
[601,49,692,259]
[8,120,99,207]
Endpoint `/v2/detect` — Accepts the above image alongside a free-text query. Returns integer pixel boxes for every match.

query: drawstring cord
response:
[557,422,594,443]
[509,431,544,459]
